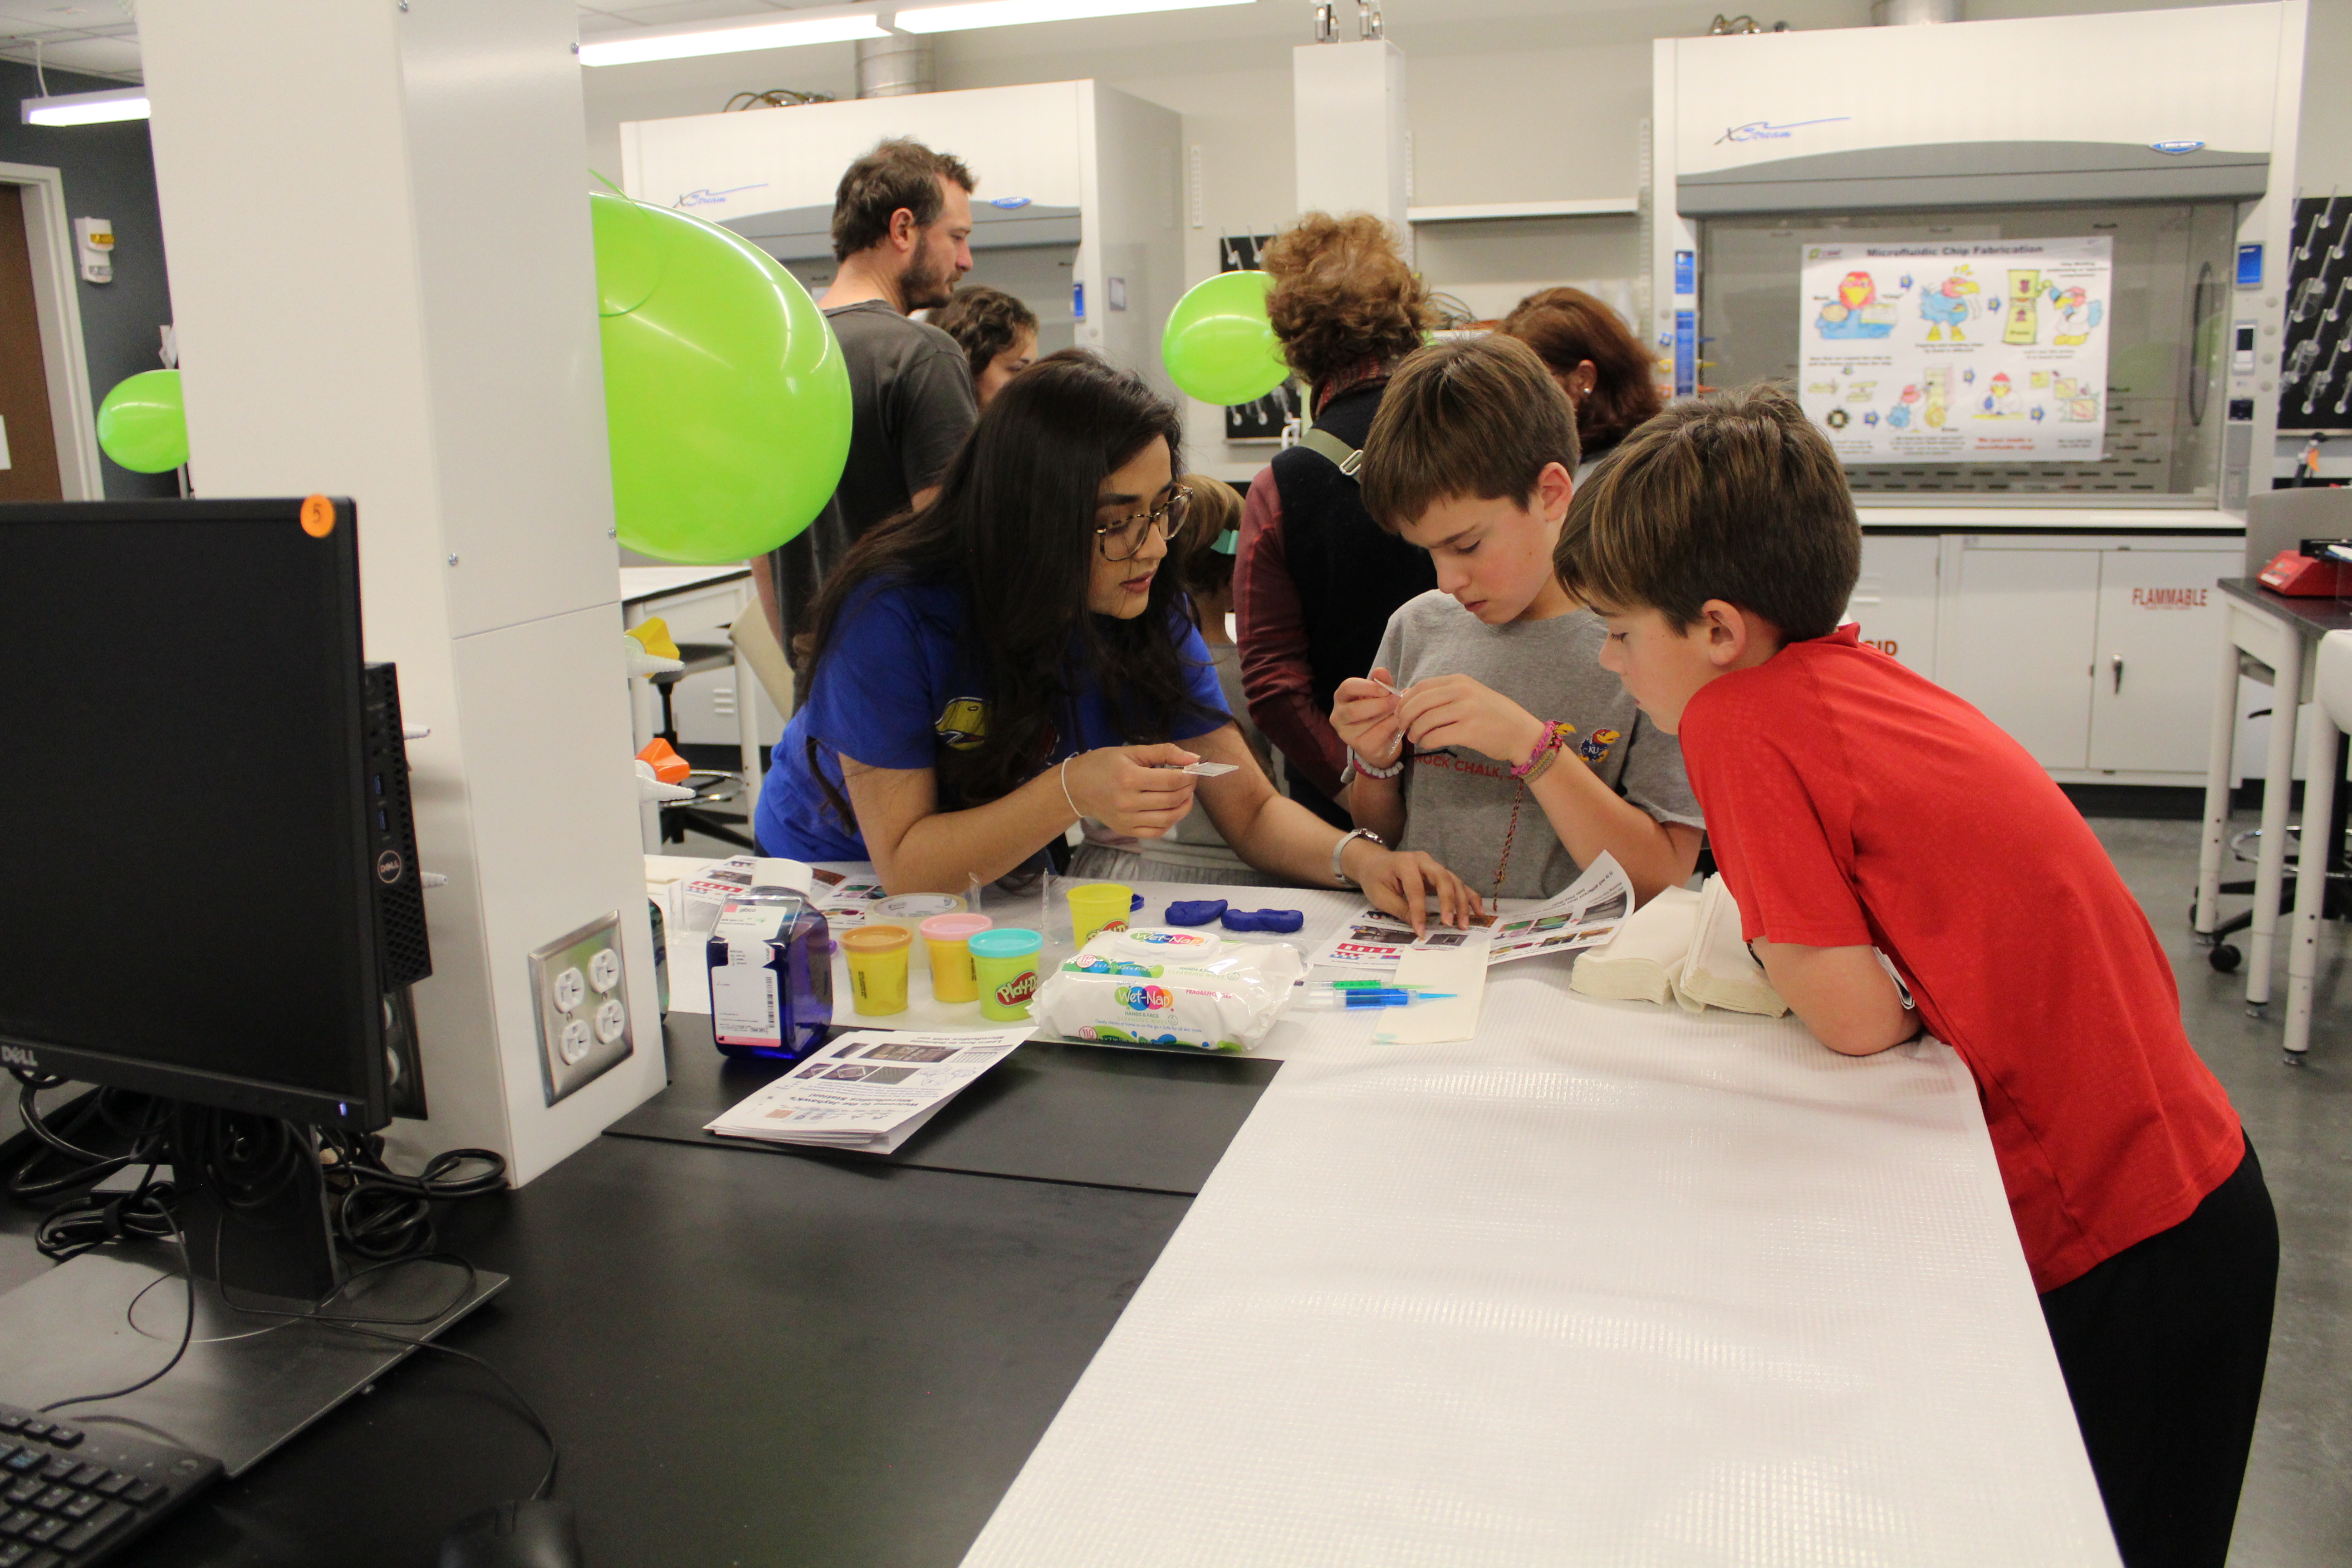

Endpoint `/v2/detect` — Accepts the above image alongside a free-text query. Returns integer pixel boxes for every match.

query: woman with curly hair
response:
[1234,211,1437,829]
[1498,286,1663,476]
[929,284,1039,407]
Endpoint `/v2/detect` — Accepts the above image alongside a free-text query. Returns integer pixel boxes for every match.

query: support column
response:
[138,0,662,1181]
[1293,39,1408,230]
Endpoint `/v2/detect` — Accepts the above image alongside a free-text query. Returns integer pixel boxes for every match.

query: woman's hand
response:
[1344,840,1486,937]
[1061,742,1200,839]
[1398,674,1547,766]
[1331,667,1406,769]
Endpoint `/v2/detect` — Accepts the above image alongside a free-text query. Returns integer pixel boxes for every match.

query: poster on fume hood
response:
[1796,237,2112,464]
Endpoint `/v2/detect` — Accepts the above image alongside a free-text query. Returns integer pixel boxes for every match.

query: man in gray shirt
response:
[757,137,980,665]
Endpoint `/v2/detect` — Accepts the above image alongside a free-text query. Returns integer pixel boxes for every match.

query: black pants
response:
[2040,1138,2278,1568]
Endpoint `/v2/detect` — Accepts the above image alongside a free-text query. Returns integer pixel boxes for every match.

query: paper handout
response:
[705,1027,1033,1153]
[1307,854,1635,974]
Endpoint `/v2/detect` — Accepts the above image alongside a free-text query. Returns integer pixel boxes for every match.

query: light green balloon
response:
[593,191,851,564]
[96,369,188,474]
[1162,270,1290,406]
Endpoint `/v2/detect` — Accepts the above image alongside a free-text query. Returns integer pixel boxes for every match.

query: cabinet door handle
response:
[2111,654,2124,694]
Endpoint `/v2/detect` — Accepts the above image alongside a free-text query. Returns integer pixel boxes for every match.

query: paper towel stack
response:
[1571,877,1788,1018]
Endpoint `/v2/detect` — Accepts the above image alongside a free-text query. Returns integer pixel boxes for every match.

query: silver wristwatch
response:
[1332,827,1385,886]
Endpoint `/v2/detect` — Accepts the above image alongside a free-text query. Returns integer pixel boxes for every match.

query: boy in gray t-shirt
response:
[1331,335,1704,906]
[1369,591,1700,900]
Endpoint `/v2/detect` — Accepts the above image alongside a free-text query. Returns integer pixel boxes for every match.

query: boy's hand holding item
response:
[1059,743,1200,840]
[1395,673,1550,766]
[1331,666,1406,776]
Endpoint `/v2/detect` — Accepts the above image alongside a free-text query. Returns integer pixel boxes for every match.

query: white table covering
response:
[960,964,2117,1567]
[643,858,2110,1560]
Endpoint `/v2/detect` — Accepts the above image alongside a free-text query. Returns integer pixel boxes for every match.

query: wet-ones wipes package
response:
[1031,927,1303,1052]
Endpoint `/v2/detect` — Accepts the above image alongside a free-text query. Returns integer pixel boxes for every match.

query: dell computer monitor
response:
[0,497,391,1128]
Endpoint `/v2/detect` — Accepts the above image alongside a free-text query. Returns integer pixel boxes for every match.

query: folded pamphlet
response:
[1307,854,1635,974]
[705,1027,1032,1153]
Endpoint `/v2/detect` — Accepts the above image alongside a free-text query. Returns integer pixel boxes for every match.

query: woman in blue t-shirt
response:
[754,351,1479,931]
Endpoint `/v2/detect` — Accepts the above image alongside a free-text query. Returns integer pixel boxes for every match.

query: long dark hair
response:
[799,349,1215,821]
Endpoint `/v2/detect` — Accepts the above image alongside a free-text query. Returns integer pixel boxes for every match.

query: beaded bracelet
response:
[1347,744,1406,781]
[1509,720,1578,780]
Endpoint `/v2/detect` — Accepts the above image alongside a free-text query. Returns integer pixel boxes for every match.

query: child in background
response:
[1075,476,1283,885]
[1556,384,2272,1568]
[929,284,1038,407]
[1330,336,1703,905]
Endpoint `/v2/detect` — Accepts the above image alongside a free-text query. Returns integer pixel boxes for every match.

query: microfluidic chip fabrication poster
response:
[1797,237,2112,463]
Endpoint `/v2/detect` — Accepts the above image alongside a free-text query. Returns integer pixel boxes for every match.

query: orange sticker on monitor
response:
[300,495,335,537]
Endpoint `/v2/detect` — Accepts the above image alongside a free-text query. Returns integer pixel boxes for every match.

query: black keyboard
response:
[0,1406,219,1566]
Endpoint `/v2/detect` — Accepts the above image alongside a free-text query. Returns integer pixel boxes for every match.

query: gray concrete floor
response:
[2092,813,2352,1568]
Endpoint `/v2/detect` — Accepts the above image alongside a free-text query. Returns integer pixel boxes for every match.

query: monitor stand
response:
[0,1112,505,1477]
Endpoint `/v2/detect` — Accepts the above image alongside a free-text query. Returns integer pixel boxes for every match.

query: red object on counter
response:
[2257,550,2352,597]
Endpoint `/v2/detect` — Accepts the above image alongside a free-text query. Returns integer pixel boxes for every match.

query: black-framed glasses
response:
[1094,485,1193,561]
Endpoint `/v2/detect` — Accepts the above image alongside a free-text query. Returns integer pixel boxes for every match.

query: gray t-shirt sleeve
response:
[1615,711,1705,829]
[1371,606,1408,688]
[892,343,980,497]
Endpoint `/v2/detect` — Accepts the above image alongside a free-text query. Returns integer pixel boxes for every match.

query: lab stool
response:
[649,640,758,853]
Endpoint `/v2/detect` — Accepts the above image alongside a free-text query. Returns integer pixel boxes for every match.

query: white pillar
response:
[138,0,662,1181]
[1293,39,1408,229]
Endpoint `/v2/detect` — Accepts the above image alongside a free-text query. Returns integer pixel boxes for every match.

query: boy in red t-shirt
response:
[1555,385,2274,1568]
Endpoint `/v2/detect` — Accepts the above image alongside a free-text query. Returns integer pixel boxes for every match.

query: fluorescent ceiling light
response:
[20,86,149,126]
[896,0,1254,33]
[578,13,886,67]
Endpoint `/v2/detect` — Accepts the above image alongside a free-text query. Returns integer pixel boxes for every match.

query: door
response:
[1846,535,1940,676]
[0,184,62,502]
[1945,546,2100,769]
[2087,550,2235,774]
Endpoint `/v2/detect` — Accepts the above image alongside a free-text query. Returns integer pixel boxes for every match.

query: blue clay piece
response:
[1165,899,1228,927]
[1221,907,1304,934]
[1130,892,1145,911]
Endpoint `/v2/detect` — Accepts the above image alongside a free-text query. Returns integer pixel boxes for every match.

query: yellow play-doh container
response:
[919,912,993,1004]
[840,924,912,1016]
[970,928,1043,1022]
[1066,882,1133,946]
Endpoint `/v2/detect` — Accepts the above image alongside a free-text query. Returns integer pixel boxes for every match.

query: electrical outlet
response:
[528,911,633,1106]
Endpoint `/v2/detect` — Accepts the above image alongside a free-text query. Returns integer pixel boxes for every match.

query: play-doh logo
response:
[1112,984,1173,1012]
[995,971,1039,1007]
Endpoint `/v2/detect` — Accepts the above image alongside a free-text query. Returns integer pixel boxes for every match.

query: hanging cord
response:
[8,1074,169,1201]
[317,1128,507,1260]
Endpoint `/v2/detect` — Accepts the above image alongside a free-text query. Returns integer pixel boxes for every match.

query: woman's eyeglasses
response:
[1094,485,1193,561]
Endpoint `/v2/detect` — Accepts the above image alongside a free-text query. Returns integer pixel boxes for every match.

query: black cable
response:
[213,1267,558,1501]
[39,1167,196,1415]
[10,1083,170,1204]
[317,1130,505,1260]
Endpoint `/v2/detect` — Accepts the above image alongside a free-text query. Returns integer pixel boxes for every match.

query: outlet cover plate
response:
[528,911,632,1107]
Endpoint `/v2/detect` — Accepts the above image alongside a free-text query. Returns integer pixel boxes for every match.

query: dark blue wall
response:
[0,61,175,499]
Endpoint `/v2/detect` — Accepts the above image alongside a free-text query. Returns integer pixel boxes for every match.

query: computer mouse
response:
[438,1499,582,1568]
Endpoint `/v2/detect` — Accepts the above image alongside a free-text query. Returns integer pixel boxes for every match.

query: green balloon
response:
[1162,270,1289,406]
[593,191,850,564]
[96,369,188,473]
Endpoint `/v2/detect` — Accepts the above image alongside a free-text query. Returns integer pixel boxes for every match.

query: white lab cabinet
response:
[1844,534,1940,676]
[620,82,1182,398]
[1946,546,2102,770]
[2087,552,2235,775]
[1934,534,2239,781]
